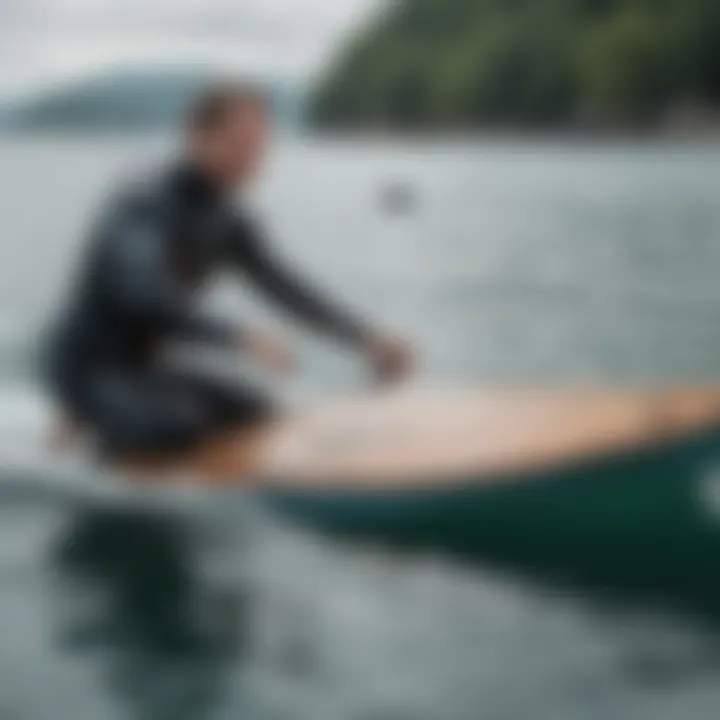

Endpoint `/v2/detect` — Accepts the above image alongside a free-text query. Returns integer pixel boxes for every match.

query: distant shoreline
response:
[302,125,720,145]
[2,124,718,146]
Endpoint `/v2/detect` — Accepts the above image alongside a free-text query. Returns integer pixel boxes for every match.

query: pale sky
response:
[0,0,380,97]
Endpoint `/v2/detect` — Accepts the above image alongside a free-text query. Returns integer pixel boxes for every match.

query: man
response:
[46,83,412,457]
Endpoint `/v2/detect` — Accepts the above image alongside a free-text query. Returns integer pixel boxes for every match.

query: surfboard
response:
[47,385,720,605]
[110,385,720,486]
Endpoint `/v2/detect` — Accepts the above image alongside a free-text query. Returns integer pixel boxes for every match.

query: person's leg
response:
[85,369,211,457]
[162,371,274,433]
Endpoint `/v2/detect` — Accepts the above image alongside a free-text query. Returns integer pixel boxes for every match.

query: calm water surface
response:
[0,136,720,719]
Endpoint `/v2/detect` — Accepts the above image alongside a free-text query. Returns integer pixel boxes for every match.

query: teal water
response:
[1,136,720,719]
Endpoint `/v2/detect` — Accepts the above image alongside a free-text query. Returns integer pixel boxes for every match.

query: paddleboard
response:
[89,385,720,489]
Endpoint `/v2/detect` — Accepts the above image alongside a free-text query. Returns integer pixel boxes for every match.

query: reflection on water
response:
[43,507,720,720]
[53,510,247,719]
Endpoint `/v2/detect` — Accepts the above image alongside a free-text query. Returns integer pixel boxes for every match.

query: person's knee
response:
[102,396,208,456]
[160,396,209,449]
[219,387,274,428]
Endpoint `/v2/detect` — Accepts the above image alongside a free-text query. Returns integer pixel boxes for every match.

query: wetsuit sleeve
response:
[227,214,368,345]
[105,213,238,346]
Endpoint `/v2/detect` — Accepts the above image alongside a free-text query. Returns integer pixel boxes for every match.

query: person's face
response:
[194,101,270,188]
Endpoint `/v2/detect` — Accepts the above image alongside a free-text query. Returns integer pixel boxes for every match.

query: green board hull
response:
[263,428,720,609]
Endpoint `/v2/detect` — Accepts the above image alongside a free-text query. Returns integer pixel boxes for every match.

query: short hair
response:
[187,81,268,133]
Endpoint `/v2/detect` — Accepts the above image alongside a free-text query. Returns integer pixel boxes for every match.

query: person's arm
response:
[227,214,369,346]
[105,211,240,346]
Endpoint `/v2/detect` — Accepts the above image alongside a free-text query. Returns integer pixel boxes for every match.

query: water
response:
[1,135,720,719]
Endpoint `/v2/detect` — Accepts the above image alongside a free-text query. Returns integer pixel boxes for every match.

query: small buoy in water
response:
[379,182,417,214]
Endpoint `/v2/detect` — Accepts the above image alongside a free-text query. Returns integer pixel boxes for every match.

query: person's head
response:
[186,82,271,189]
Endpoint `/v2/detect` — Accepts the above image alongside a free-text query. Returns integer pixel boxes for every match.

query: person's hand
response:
[364,331,415,384]
[241,328,296,376]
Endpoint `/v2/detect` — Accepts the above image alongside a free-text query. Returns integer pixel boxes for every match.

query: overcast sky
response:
[0,0,380,97]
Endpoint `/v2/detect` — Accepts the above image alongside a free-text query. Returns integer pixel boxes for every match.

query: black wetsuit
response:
[46,162,365,455]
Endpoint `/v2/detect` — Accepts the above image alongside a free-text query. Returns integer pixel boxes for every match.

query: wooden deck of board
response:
[60,386,720,489]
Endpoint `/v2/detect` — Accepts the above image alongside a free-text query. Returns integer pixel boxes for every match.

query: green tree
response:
[310,0,720,131]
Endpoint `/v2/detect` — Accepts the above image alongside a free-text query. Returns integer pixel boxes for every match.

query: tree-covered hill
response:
[310,0,720,131]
